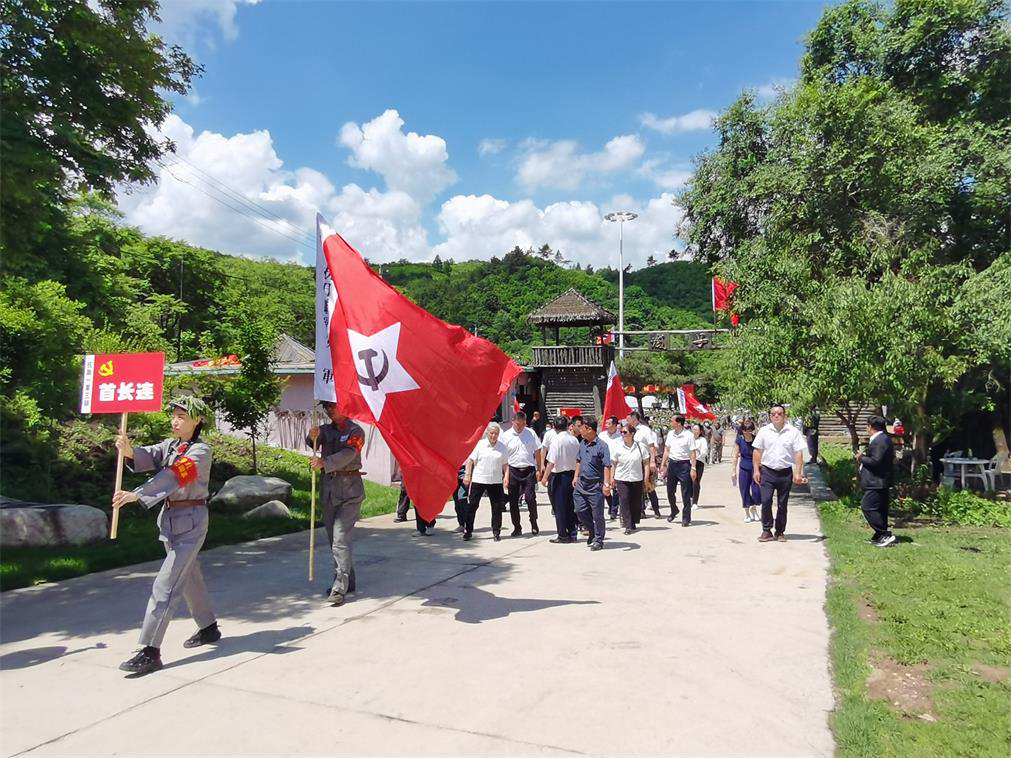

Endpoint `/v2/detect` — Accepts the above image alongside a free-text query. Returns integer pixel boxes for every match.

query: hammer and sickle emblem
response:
[98,360,115,377]
[356,348,389,391]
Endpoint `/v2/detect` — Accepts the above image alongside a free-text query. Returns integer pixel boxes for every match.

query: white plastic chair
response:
[940,450,962,488]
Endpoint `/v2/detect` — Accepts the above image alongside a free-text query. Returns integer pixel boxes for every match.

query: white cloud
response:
[516,135,645,191]
[639,109,717,134]
[155,0,260,46]
[118,112,680,270]
[117,114,431,264]
[637,158,693,190]
[754,77,796,100]
[433,192,681,270]
[338,109,457,204]
[478,138,507,158]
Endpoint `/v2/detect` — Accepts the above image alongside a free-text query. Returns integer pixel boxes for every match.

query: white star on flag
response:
[346,322,419,421]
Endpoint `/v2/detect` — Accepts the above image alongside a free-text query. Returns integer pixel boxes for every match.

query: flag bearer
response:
[308,400,366,606]
[113,396,220,676]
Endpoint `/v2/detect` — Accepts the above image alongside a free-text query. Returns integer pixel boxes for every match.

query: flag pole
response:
[110,412,128,540]
[309,432,318,581]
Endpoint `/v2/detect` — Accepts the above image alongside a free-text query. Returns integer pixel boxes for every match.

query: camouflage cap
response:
[168,395,210,420]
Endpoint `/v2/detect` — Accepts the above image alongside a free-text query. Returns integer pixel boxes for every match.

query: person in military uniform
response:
[307,400,366,606]
[112,396,220,677]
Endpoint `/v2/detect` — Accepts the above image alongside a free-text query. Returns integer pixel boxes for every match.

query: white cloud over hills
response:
[117,110,683,270]
[516,135,645,191]
[639,109,716,134]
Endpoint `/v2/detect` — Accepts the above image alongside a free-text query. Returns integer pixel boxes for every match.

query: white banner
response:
[314,213,337,403]
[676,387,687,414]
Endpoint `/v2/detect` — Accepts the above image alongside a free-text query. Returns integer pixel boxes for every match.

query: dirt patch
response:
[867,655,936,720]
[858,597,880,624]
[973,663,1011,683]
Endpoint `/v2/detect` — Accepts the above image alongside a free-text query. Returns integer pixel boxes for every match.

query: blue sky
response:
[118,0,829,267]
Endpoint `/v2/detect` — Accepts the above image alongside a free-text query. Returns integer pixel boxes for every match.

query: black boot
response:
[183,622,221,649]
[120,646,162,675]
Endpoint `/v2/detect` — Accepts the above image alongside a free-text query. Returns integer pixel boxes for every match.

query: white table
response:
[941,457,989,490]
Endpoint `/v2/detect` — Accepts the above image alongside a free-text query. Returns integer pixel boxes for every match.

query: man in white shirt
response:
[500,411,543,536]
[540,416,581,543]
[541,420,559,516]
[660,414,697,525]
[627,411,661,518]
[752,404,810,542]
[603,416,624,520]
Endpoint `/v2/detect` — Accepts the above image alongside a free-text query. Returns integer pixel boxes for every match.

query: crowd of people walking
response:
[392,407,825,552]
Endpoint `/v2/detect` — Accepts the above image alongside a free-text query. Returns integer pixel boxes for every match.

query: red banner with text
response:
[80,353,165,414]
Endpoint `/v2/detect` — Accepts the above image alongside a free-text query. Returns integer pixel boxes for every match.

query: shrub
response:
[915,488,1011,528]
[820,443,859,497]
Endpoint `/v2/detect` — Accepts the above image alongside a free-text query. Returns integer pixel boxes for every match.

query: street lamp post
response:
[604,211,637,359]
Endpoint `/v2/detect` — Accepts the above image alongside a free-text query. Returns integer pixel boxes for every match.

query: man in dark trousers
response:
[856,415,896,547]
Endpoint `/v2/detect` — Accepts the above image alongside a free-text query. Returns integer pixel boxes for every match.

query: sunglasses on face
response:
[621,431,631,435]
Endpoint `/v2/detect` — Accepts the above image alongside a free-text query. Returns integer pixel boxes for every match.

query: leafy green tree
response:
[1,0,200,263]
[617,352,691,415]
[678,0,1010,461]
[217,309,282,473]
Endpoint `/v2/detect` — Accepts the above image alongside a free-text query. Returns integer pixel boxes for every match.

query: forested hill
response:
[381,250,711,358]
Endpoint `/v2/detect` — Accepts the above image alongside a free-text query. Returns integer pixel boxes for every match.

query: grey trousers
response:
[323,495,363,595]
[139,507,215,648]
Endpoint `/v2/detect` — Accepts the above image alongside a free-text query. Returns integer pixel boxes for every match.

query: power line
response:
[157,161,315,253]
[168,155,315,244]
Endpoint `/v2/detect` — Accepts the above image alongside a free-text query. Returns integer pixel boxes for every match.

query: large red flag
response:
[601,360,627,422]
[318,216,521,520]
[682,383,718,421]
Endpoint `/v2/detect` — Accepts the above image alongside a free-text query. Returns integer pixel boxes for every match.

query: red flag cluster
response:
[682,383,718,420]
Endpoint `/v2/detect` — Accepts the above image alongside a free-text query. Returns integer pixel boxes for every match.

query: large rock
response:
[209,475,292,513]
[242,500,292,520]
[0,500,108,547]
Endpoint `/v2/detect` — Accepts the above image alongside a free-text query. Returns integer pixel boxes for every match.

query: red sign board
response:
[558,407,583,418]
[80,353,165,414]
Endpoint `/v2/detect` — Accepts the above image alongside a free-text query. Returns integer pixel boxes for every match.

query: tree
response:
[677,0,1010,462]
[218,310,282,473]
[536,244,553,260]
[646,255,657,267]
[1,0,200,262]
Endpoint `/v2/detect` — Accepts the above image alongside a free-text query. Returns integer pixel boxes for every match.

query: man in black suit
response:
[855,415,896,547]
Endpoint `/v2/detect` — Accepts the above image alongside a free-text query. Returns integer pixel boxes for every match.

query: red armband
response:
[170,456,198,486]
[348,435,364,451]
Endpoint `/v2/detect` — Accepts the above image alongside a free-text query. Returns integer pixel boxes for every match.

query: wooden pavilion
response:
[525,289,616,419]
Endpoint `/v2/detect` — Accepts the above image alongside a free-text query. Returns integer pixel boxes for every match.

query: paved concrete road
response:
[1,449,834,757]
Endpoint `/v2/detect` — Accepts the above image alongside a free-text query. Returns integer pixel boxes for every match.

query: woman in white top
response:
[611,424,652,534]
[463,423,510,541]
[690,423,709,508]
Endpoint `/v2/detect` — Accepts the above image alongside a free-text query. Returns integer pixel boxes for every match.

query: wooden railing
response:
[531,345,612,368]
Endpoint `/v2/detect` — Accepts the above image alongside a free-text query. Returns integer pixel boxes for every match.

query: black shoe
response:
[652,509,662,519]
[531,524,539,536]
[119,647,162,675]
[493,532,501,542]
[549,537,571,544]
[328,590,346,607]
[348,568,356,593]
[462,531,472,541]
[511,527,522,537]
[586,536,594,545]
[183,623,221,649]
[875,534,897,548]
[393,516,407,522]
[667,515,676,523]
[589,542,603,551]
[623,528,633,535]
[682,521,690,527]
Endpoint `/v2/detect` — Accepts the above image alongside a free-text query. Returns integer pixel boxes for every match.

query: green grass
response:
[819,499,1011,757]
[1,434,399,591]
